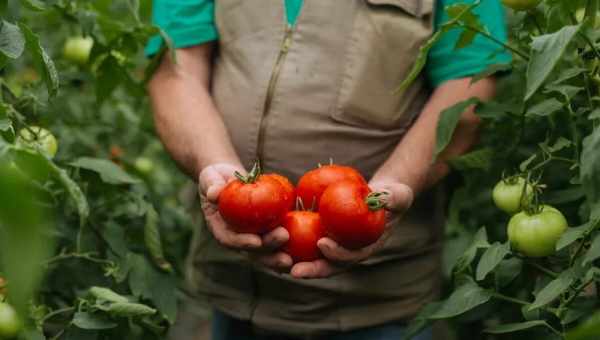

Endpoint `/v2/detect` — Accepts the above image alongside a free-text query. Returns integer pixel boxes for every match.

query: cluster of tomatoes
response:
[492,177,568,257]
[217,164,387,263]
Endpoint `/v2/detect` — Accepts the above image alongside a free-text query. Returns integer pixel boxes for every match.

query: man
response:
[147,0,510,339]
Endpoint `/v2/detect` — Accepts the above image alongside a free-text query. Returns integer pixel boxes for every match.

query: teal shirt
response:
[146,0,511,87]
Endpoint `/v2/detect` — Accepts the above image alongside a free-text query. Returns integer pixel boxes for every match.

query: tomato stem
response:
[365,192,388,211]
[235,162,261,184]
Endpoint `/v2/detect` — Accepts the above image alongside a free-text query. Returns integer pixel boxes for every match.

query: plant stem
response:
[526,261,559,279]
[579,32,600,60]
[492,292,530,306]
[462,24,530,60]
[44,251,114,267]
[41,306,76,324]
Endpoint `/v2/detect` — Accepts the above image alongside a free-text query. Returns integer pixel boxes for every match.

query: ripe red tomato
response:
[283,211,325,263]
[269,173,296,211]
[297,164,366,210]
[319,180,386,249]
[218,170,294,234]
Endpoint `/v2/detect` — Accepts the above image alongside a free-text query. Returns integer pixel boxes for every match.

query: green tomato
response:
[492,177,533,214]
[134,157,154,174]
[501,0,540,11]
[508,205,568,257]
[0,302,21,339]
[17,126,58,158]
[63,36,94,65]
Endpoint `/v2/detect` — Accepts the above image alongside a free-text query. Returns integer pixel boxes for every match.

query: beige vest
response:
[185,0,443,335]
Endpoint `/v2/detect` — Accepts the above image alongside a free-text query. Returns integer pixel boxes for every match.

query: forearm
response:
[148,44,242,179]
[372,77,496,194]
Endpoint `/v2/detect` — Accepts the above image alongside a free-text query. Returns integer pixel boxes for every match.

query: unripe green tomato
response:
[0,302,21,339]
[507,205,568,257]
[501,0,540,11]
[16,126,58,158]
[492,177,533,214]
[134,157,154,174]
[63,36,94,65]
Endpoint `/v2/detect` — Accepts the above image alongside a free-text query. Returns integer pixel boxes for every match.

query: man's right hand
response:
[198,163,293,271]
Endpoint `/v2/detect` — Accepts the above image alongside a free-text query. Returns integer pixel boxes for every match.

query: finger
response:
[204,212,262,250]
[252,252,293,271]
[369,182,414,213]
[199,167,226,202]
[317,238,373,263]
[206,182,226,203]
[262,227,289,250]
[290,259,339,279]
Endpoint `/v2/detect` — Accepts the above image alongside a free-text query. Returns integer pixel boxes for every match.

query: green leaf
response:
[476,242,510,281]
[449,147,493,171]
[0,21,25,59]
[127,254,178,323]
[494,258,523,288]
[72,312,117,330]
[556,223,589,250]
[484,320,553,334]
[70,157,140,185]
[435,98,480,158]
[144,204,173,272]
[581,128,600,220]
[0,164,53,315]
[453,227,489,274]
[525,25,581,101]
[20,0,46,11]
[567,310,600,340]
[526,98,564,117]
[89,287,129,303]
[582,233,600,266]
[104,302,156,317]
[529,268,577,311]
[429,281,492,319]
[49,162,89,227]
[18,24,59,97]
[395,30,444,94]
[401,302,441,340]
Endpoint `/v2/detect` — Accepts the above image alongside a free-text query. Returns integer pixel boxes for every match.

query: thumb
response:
[199,166,227,203]
[369,181,414,213]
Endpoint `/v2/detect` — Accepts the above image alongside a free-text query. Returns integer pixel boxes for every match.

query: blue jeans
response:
[212,310,433,340]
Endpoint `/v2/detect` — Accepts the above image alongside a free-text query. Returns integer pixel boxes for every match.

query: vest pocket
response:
[332,0,434,130]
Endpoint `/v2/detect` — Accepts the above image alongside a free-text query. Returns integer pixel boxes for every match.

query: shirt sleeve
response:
[426,0,512,87]
[145,0,218,57]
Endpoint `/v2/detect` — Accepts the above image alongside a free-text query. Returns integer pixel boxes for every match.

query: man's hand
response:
[290,180,413,279]
[199,163,293,271]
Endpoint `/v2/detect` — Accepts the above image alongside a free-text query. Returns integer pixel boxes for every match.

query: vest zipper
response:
[256,25,294,164]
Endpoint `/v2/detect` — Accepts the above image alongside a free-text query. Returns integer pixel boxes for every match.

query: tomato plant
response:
[296,164,367,210]
[282,211,325,263]
[0,1,191,339]
[400,0,600,339]
[319,180,386,250]
[218,164,294,234]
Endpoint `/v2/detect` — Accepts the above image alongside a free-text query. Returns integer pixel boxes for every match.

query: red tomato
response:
[319,180,386,249]
[283,211,325,263]
[297,164,367,210]
[269,173,297,211]
[218,170,293,234]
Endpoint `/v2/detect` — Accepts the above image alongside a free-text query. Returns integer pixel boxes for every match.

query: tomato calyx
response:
[234,162,261,184]
[365,191,388,211]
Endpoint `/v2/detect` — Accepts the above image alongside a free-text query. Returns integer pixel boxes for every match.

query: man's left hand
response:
[290,180,414,279]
